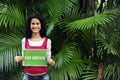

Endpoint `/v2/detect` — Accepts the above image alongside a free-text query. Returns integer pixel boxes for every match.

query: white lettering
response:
[25,56,45,60]
[25,56,31,60]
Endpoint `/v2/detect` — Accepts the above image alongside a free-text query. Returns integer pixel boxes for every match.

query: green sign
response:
[23,49,47,66]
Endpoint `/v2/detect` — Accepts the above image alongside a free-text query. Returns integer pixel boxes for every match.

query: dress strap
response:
[41,38,48,49]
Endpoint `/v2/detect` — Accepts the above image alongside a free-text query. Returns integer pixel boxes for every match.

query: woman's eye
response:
[36,23,39,25]
[31,23,39,25]
[31,23,35,25]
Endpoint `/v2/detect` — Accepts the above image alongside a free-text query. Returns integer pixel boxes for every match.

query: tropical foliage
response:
[0,0,120,80]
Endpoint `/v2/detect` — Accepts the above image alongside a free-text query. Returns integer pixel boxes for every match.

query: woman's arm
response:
[14,38,25,63]
[47,56,55,66]
[46,39,55,66]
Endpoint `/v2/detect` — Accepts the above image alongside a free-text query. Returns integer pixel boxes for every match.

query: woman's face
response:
[30,18,41,34]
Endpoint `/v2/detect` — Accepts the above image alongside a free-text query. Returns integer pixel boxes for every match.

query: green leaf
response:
[66,9,118,31]
[0,4,25,28]
[0,33,22,72]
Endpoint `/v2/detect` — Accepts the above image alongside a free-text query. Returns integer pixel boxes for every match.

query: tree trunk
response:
[98,63,105,80]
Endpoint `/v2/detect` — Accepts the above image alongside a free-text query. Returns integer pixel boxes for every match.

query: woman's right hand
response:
[14,56,24,62]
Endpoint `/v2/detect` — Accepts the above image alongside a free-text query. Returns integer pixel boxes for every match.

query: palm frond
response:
[46,0,77,35]
[49,42,85,80]
[103,63,120,80]
[61,3,81,25]
[46,0,63,35]
[66,9,118,31]
[0,4,25,28]
[81,70,97,80]
[97,38,118,55]
[97,24,120,55]
[0,68,23,80]
[0,33,22,72]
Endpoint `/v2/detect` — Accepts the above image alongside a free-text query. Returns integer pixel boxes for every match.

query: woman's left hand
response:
[46,56,55,66]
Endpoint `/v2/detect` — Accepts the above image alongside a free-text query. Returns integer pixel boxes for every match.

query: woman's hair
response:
[25,14,46,38]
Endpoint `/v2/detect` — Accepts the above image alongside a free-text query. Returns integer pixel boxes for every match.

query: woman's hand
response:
[14,56,24,62]
[46,56,55,66]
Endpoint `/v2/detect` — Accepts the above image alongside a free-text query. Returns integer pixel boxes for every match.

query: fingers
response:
[14,56,24,62]
[46,56,55,66]
[49,59,55,66]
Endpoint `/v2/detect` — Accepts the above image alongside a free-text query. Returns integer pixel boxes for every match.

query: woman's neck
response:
[30,33,43,41]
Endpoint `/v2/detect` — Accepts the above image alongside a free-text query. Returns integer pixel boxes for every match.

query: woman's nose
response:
[34,24,37,27]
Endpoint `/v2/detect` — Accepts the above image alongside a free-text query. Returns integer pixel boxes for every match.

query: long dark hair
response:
[25,14,46,38]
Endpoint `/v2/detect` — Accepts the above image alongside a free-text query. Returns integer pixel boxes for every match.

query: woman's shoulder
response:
[22,37,26,42]
[45,37,51,43]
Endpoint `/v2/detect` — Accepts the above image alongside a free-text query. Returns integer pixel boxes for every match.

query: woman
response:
[14,14,55,80]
